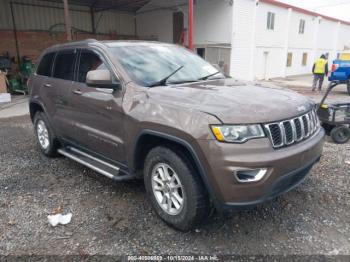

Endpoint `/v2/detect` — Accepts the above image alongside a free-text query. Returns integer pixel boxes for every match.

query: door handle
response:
[43,83,52,88]
[72,90,83,95]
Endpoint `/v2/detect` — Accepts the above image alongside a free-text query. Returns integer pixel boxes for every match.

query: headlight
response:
[211,124,265,143]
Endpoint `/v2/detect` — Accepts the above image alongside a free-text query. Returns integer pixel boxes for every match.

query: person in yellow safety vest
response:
[312,54,328,91]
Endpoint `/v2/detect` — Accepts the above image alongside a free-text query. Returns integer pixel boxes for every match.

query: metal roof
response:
[43,0,151,12]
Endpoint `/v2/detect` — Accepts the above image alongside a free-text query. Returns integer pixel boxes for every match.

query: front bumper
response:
[220,156,320,210]
[197,128,325,210]
[328,74,348,82]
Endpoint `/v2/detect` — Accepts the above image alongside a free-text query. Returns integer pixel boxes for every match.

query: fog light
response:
[234,168,267,183]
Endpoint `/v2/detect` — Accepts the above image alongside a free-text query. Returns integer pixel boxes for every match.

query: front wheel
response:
[144,146,210,231]
[330,125,350,144]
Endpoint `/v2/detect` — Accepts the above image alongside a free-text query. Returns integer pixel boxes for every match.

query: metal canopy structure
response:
[42,0,194,49]
[43,0,151,12]
[47,0,151,40]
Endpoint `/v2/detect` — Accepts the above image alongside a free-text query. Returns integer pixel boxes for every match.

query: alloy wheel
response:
[151,163,185,216]
[36,120,50,149]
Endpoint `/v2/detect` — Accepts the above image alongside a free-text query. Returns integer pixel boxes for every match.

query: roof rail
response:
[83,39,99,43]
[49,39,99,49]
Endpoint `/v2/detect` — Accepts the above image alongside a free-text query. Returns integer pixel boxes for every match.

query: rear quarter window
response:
[36,52,55,76]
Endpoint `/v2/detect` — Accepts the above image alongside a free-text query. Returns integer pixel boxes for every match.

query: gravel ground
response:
[0,115,349,257]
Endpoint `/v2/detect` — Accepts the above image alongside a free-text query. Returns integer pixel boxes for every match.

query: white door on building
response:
[263,51,269,80]
[206,47,231,75]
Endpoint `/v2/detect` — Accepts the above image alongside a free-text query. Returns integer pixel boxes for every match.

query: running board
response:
[57,147,134,181]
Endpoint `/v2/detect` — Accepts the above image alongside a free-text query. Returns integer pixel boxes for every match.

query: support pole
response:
[10,2,20,65]
[90,6,96,34]
[63,0,72,41]
[188,0,194,50]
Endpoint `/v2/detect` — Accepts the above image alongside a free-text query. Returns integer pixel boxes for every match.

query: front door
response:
[68,48,125,164]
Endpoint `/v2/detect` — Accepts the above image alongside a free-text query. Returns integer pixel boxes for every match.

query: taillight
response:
[331,64,339,72]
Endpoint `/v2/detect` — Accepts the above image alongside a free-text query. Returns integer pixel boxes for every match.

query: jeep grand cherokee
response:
[29,40,325,231]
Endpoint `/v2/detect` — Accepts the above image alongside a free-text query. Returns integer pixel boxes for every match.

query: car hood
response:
[147,78,314,124]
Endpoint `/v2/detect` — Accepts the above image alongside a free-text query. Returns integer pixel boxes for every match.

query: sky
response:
[278,0,350,22]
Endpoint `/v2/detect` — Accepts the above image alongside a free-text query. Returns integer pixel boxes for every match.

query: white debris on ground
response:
[47,213,72,227]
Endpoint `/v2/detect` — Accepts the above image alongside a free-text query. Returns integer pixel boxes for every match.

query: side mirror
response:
[86,69,120,89]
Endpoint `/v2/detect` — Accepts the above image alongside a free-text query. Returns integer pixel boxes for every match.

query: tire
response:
[144,146,210,231]
[33,112,59,157]
[330,125,350,144]
[347,80,350,95]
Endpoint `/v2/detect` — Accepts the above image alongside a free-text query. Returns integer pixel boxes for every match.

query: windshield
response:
[108,44,225,87]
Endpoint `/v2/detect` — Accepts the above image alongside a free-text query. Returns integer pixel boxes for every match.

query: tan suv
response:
[29,40,325,231]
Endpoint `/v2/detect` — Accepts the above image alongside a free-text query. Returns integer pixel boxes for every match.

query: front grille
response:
[265,110,319,148]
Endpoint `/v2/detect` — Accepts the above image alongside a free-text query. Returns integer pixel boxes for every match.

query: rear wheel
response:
[144,146,210,231]
[34,112,59,157]
[330,125,350,144]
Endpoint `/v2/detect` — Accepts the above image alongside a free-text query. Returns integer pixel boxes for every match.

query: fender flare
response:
[133,129,220,208]
[29,100,56,133]
[29,99,47,121]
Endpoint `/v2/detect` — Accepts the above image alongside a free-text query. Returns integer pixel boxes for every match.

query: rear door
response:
[68,48,126,164]
[50,49,78,138]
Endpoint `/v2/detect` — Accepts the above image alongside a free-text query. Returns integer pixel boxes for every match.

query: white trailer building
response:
[136,0,350,80]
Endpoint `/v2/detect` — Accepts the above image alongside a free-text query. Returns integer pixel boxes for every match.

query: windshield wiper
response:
[168,80,198,85]
[148,65,184,87]
[198,71,221,81]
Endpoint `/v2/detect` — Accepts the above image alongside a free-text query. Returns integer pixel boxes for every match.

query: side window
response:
[37,52,55,76]
[299,19,305,34]
[78,50,107,83]
[302,53,308,66]
[267,12,275,30]
[286,52,293,67]
[53,50,76,81]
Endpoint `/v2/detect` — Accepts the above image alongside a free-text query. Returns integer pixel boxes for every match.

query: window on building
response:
[267,12,275,30]
[196,48,206,59]
[37,52,55,77]
[299,19,305,34]
[53,50,76,81]
[302,53,308,66]
[286,53,293,67]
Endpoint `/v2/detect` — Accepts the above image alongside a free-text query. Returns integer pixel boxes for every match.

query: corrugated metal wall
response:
[94,11,135,35]
[0,0,135,35]
[0,0,13,29]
